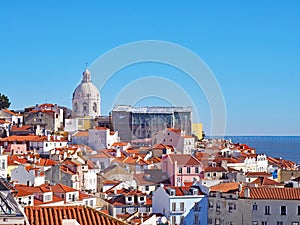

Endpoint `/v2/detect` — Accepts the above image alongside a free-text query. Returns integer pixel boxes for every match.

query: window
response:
[265,205,270,215]
[100,162,105,170]
[74,103,78,112]
[277,222,283,225]
[180,202,184,211]
[44,194,52,202]
[262,222,267,225]
[179,216,184,225]
[146,206,150,212]
[90,200,93,206]
[252,222,258,225]
[194,202,200,211]
[280,206,286,215]
[172,202,176,211]
[253,204,257,210]
[298,206,300,215]
[1,160,5,170]
[216,202,220,212]
[140,196,145,201]
[145,185,149,191]
[127,196,132,201]
[195,167,199,173]
[194,214,199,225]
[121,207,126,213]
[93,103,97,112]
[187,167,191,174]
[292,222,299,225]
[172,216,176,225]
[83,102,88,112]
[179,167,182,174]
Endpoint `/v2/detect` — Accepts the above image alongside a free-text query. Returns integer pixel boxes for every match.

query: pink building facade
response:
[161,154,204,186]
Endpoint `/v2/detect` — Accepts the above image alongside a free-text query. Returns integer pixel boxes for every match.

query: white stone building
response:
[11,165,45,186]
[152,184,208,225]
[0,154,7,178]
[72,68,100,118]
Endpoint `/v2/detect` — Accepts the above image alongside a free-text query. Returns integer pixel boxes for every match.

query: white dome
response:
[72,68,101,118]
[73,81,100,100]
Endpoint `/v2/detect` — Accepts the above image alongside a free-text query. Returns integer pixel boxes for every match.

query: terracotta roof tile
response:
[240,187,300,200]
[210,182,240,193]
[246,172,271,177]
[167,154,201,166]
[251,177,283,186]
[51,184,77,193]
[204,166,227,172]
[24,205,129,225]
[73,131,89,137]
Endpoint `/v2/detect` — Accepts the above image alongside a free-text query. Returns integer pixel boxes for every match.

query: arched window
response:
[74,102,78,112]
[93,103,97,112]
[83,102,88,112]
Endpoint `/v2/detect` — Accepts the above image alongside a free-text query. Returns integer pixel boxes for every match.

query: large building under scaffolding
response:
[112,105,192,141]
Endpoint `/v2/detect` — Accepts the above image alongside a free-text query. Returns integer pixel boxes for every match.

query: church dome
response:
[72,68,101,118]
[73,69,100,99]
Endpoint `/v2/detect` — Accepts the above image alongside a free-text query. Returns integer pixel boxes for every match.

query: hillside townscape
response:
[0,69,299,225]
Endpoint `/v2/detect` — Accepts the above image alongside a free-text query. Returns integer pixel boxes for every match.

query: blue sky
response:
[0,1,299,136]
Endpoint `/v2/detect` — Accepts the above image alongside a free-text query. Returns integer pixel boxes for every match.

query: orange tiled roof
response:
[246,172,271,177]
[94,126,109,130]
[24,205,129,225]
[37,158,58,167]
[167,128,181,134]
[3,109,17,115]
[251,177,282,186]
[15,189,34,197]
[73,131,89,137]
[167,154,201,166]
[0,119,11,124]
[204,166,227,172]
[165,186,205,196]
[240,187,300,200]
[51,183,77,193]
[0,135,68,142]
[34,195,64,206]
[112,142,129,147]
[210,182,240,193]
[11,125,32,131]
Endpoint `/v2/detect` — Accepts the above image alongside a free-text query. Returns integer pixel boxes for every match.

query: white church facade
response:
[65,68,101,132]
[72,68,101,118]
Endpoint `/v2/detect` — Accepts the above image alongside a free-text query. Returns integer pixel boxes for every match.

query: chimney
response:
[244,187,250,198]
[47,134,51,142]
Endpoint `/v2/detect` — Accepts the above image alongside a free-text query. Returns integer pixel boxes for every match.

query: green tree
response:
[0,93,11,110]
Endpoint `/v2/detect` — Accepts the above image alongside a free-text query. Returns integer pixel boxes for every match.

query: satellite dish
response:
[161,216,167,224]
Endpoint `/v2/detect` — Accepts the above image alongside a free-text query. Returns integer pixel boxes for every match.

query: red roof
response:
[210,182,240,193]
[51,184,77,193]
[251,177,282,186]
[240,187,300,200]
[246,172,271,177]
[24,205,128,225]
[165,186,205,196]
[168,154,201,166]
[204,166,227,172]
[11,125,32,131]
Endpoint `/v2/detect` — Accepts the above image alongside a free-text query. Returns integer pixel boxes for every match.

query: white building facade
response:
[152,185,208,225]
[72,68,101,118]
